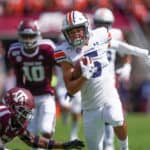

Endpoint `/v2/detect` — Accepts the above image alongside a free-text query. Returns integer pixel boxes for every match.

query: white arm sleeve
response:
[111,40,149,57]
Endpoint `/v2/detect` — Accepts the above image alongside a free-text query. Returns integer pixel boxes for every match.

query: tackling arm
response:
[19,130,84,149]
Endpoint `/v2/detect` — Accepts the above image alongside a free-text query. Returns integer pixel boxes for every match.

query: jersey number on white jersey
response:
[85,51,102,78]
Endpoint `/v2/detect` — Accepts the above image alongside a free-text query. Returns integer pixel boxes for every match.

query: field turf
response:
[7,113,150,150]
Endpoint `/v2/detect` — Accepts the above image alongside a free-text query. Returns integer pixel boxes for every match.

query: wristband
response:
[66,92,74,98]
[47,140,55,149]
[32,136,39,148]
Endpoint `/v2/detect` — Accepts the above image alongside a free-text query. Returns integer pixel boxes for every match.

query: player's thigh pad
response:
[103,99,124,127]
[83,107,105,150]
[70,92,82,114]
[57,87,71,108]
[36,94,56,134]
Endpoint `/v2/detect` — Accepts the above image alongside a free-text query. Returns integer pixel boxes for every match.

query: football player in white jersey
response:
[54,10,128,150]
[54,10,150,150]
[94,8,130,150]
[56,66,82,140]
[93,8,150,150]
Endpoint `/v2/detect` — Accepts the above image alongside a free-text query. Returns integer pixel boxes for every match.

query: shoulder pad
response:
[8,42,21,51]
[38,39,56,49]
[8,42,21,57]
[110,28,123,41]
[55,42,70,63]
[92,27,111,44]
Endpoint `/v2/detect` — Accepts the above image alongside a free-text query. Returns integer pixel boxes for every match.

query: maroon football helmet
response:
[17,19,41,50]
[4,87,35,126]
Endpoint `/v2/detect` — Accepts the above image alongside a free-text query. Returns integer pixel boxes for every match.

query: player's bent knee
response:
[112,120,124,127]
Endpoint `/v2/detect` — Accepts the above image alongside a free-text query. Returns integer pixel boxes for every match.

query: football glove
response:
[116,63,131,81]
[80,57,96,79]
[63,139,85,149]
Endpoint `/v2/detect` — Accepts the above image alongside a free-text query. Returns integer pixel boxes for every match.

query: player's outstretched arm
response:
[19,130,84,149]
[111,40,150,58]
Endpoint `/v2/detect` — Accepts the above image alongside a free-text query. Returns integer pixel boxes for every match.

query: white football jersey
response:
[55,27,120,110]
[107,28,124,77]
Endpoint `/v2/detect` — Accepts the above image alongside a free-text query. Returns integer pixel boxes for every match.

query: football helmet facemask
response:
[93,8,114,29]
[62,11,89,47]
[17,19,41,50]
[4,87,35,127]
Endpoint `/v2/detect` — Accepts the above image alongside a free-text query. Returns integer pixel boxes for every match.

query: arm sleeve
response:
[19,130,49,148]
[111,40,149,57]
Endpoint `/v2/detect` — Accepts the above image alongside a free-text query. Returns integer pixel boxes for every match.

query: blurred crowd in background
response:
[0,0,150,114]
[0,0,150,25]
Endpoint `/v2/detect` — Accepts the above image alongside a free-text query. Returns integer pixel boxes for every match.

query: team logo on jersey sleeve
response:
[38,55,44,60]
[16,56,22,62]
[54,50,66,61]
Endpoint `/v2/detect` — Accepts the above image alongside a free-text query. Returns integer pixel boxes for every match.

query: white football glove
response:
[80,57,96,79]
[116,63,132,81]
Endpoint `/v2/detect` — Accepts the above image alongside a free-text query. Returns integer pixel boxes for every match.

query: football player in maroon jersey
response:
[0,87,84,150]
[8,19,57,148]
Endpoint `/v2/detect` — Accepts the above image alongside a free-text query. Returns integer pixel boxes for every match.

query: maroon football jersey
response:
[8,39,56,95]
[0,104,27,143]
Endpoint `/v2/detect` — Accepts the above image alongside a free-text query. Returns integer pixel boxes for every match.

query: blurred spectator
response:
[131,57,150,112]
[97,0,112,8]
[54,0,72,12]
[72,0,88,11]
[24,0,45,14]
[0,0,7,16]
[43,0,55,11]
[130,0,150,24]
[5,0,24,15]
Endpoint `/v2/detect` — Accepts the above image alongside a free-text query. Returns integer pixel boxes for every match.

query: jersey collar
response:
[21,46,39,58]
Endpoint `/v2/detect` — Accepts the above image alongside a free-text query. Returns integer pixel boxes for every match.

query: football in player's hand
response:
[73,57,92,79]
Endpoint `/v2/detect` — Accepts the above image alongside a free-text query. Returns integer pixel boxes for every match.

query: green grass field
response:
[7,113,150,150]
